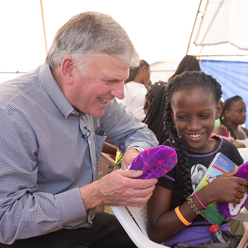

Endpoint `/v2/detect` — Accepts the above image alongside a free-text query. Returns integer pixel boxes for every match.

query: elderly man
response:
[0,12,158,247]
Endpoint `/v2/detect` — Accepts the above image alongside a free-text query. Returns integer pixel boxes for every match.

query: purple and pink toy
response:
[128,145,177,179]
[217,161,248,217]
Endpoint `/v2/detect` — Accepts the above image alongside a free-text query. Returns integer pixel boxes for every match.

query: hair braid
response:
[164,98,193,200]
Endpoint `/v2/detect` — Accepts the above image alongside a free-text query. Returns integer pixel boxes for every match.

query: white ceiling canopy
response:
[194,0,248,51]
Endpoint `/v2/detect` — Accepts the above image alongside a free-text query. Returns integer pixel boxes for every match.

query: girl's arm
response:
[241,126,248,137]
[147,167,247,244]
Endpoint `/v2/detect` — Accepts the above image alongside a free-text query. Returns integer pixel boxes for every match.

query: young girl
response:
[147,71,247,246]
[213,95,248,148]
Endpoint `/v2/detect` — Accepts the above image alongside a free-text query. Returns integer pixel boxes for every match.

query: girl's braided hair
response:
[143,81,169,144]
[164,71,222,200]
[220,95,243,140]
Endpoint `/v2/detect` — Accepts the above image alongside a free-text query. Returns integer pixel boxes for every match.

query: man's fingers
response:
[119,169,144,178]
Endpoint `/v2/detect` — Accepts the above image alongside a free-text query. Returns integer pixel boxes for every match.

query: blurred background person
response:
[168,55,200,82]
[213,95,248,148]
[117,59,151,121]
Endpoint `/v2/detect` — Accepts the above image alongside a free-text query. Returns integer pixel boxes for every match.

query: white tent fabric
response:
[194,0,248,50]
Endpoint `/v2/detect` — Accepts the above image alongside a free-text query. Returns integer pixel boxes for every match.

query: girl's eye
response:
[176,116,188,121]
[199,114,210,119]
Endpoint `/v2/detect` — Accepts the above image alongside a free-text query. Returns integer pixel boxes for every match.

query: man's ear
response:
[215,100,223,120]
[61,56,74,85]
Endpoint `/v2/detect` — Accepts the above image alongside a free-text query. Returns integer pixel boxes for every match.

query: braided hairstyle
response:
[143,81,169,144]
[164,71,222,200]
[220,95,244,140]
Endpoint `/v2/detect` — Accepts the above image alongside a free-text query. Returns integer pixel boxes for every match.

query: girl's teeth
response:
[191,134,201,138]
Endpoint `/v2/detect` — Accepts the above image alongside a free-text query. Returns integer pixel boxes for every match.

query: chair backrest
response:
[111,205,168,248]
[238,148,248,162]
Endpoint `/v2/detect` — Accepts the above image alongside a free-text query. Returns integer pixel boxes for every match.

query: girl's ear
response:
[224,109,230,118]
[215,100,223,120]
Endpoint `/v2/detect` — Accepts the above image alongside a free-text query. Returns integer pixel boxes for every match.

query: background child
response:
[116,59,151,121]
[168,55,201,82]
[147,71,247,246]
[213,95,248,148]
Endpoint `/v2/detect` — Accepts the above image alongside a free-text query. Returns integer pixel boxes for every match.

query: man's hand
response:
[79,169,157,211]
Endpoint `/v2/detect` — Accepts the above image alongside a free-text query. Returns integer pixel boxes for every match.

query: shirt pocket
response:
[94,128,107,162]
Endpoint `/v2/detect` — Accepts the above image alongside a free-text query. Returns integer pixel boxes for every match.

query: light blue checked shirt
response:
[0,63,158,244]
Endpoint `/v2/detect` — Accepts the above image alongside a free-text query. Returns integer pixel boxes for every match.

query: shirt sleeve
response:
[0,109,86,244]
[100,99,159,152]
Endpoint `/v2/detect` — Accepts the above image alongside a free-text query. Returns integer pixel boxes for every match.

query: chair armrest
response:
[231,207,248,221]
[110,206,168,248]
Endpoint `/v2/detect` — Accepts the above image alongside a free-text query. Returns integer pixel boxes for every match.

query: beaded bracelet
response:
[186,194,202,215]
[194,192,206,209]
[175,206,192,226]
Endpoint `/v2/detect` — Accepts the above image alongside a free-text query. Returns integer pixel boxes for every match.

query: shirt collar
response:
[39,63,78,118]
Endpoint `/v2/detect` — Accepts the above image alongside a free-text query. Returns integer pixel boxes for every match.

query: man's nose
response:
[111,82,125,100]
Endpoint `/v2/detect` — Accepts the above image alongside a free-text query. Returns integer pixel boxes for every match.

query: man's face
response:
[66,53,129,118]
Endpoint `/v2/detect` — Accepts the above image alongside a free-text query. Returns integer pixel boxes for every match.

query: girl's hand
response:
[200,167,247,205]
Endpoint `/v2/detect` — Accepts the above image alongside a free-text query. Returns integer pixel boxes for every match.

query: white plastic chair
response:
[111,204,248,248]
[238,147,248,162]
[111,205,169,248]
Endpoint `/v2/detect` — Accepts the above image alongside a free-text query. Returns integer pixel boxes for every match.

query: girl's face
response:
[171,88,222,153]
[225,99,246,125]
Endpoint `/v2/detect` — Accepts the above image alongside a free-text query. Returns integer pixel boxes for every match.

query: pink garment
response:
[212,126,248,147]
[211,132,231,141]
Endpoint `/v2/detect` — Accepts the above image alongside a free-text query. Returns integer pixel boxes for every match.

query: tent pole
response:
[40,0,48,54]
[186,0,203,55]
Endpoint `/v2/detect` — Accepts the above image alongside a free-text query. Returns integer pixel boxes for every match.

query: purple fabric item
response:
[217,161,248,217]
[128,145,177,179]
[163,222,230,246]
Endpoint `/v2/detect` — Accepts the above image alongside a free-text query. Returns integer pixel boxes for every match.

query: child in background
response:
[117,59,151,121]
[168,55,200,82]
[213,95,248,148]
[147,71,247,246]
